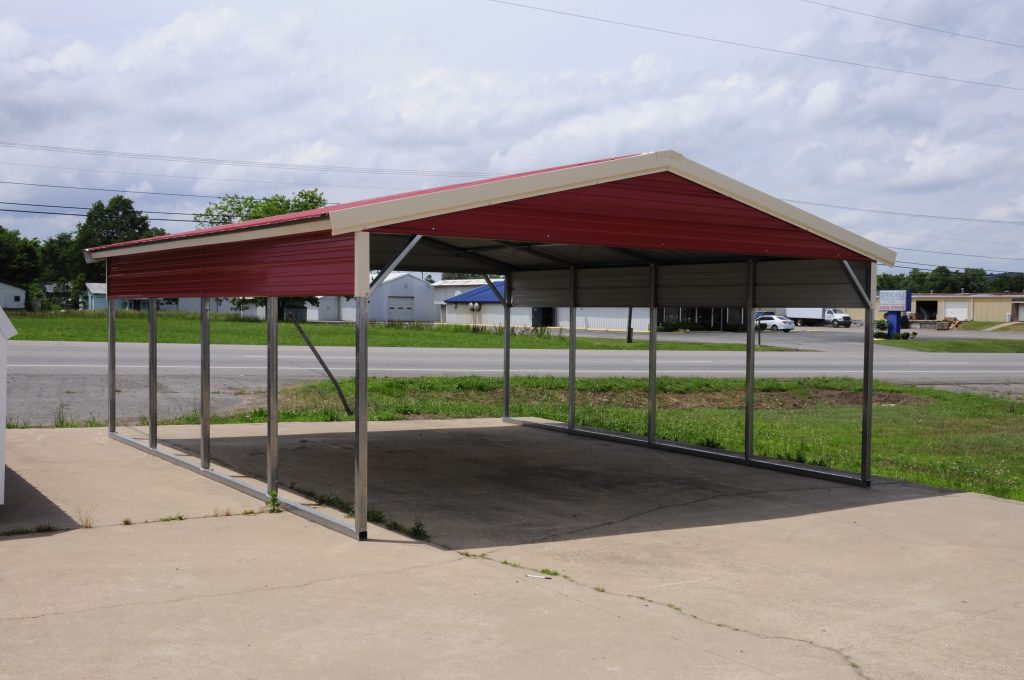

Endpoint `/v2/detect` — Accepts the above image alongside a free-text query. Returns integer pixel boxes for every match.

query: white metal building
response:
[0,280,26,310]
[320,272,435,322]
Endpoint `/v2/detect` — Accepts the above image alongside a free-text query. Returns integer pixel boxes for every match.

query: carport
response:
[84,150,896,540]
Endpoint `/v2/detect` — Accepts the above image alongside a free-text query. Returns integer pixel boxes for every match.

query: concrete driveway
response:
[2,423,1022,679]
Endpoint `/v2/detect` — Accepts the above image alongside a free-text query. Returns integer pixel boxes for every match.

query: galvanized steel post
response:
[744,260,756,460]
[107,298,116,433]
[354,296,369,539]
[647,264,657,444]
[147,298,157,449]
[503,276,512,419]
[266,297,279,494]
[861,302,874,484]
[200,297,211,469]
[568,267,577,431]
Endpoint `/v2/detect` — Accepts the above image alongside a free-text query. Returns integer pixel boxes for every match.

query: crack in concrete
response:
[462,552,870,679]
[1,557,459,623]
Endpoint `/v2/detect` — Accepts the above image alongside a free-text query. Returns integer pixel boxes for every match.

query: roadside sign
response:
[878,290,911,312]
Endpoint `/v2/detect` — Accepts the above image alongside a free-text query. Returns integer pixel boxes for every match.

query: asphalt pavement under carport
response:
[3,422,1023,678]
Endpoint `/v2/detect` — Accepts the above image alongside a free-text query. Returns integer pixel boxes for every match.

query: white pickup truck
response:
[777,308,853,327]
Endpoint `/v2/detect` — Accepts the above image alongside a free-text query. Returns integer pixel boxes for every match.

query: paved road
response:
[8,328,1024,425]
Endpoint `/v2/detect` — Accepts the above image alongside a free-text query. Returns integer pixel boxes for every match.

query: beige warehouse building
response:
[910,293,1024,322]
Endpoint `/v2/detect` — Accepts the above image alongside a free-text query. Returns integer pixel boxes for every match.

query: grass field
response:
[162,375,1024,501]
[877,338,1024,352]
[957,321,1002,331]
[8,311,788,352]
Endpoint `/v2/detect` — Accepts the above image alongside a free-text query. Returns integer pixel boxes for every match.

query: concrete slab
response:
[2,423,1022,679]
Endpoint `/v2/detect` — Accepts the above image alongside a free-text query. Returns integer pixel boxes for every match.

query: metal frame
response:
[647,264,657,444]
[841,260,874,485]
[502,275,512,419]
[568,266,577,430]
[200,297,211,469]
[353,296,369,540]
[502,254,874,488]
[107,296,116,433]
[104,294,360,538]
[744,260,756,460]
[148,298,157,449]
[285,312,353,415]
[266,296,279,495]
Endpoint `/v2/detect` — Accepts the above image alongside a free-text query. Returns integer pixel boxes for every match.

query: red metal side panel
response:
[107,231,356,298]
[374,172,868,261]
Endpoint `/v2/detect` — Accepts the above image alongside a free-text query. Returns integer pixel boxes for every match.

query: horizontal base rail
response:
[110,432,366,540]
[505,418,869,487]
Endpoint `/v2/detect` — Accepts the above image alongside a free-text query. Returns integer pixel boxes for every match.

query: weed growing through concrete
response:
[266,490,283,513]
[159,513,186,522]
[458,551,488,559]
[0,524,59,537]
[540,568,560,577]
[594,585,606,593]
[241,508,258,515]
[122,518,132,525]
[500,560,521,568]
[75,505,95,528]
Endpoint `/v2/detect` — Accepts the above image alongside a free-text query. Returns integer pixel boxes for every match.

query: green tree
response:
[989,271,1024,292]
[0,225,42,286]
[75,195,166,281]
[193,189,327,228]
[193,189,328,316]
[876,272,907,291]
[904,268,929,292]
[959,268,988,293]
[925,266,957,293]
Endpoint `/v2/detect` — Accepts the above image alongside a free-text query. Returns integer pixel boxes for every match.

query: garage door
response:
[945,301,969,320]
[387,296,415,321]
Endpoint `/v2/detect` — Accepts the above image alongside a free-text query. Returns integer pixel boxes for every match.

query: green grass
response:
[7,311,789,351]
[163,375,1024,501]
[958,321,1002,331]
[994,323,1024,333]
[877,338,1024,352]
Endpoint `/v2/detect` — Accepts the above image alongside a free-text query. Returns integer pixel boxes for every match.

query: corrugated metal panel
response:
[555,307,651,331]
[445,304,533,327]
[658,262,749,306]
[377,173,868,261]
[576,267,649,307]
[756,260,867,307]
[107,231,356,298]
[511,270,570,307]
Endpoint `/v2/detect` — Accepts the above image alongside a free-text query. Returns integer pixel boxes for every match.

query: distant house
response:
[81,283,265,318]
[0,280,26,310]
[431,279,490,322]
[444,280,530,326]
[319,272,435,322]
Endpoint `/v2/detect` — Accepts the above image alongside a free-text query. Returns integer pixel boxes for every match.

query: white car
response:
[756,314,795,332]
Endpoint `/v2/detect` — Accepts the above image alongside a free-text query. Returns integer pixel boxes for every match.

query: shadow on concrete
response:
[0,467,78,538]
[164,422,953,550]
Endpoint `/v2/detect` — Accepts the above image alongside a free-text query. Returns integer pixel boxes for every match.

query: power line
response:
[0,141,495,178]
[893,260,1018,273]
[0,207,195,223]
[0,200,207,217]
[799,0,1024,50]
[0,160,418,193]
[785,198,1024,225]
[0,179,221,199]
[486,0,1024,92]
[892,246,1024,262]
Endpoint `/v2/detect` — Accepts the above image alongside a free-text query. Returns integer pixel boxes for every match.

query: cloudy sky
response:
[1,0,1022,274]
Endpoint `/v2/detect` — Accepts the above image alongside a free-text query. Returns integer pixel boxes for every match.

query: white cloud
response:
[0,0,1021,274]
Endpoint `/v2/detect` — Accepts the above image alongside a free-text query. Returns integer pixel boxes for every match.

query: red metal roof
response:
[86,154,638,254]
[377,172,868,261]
